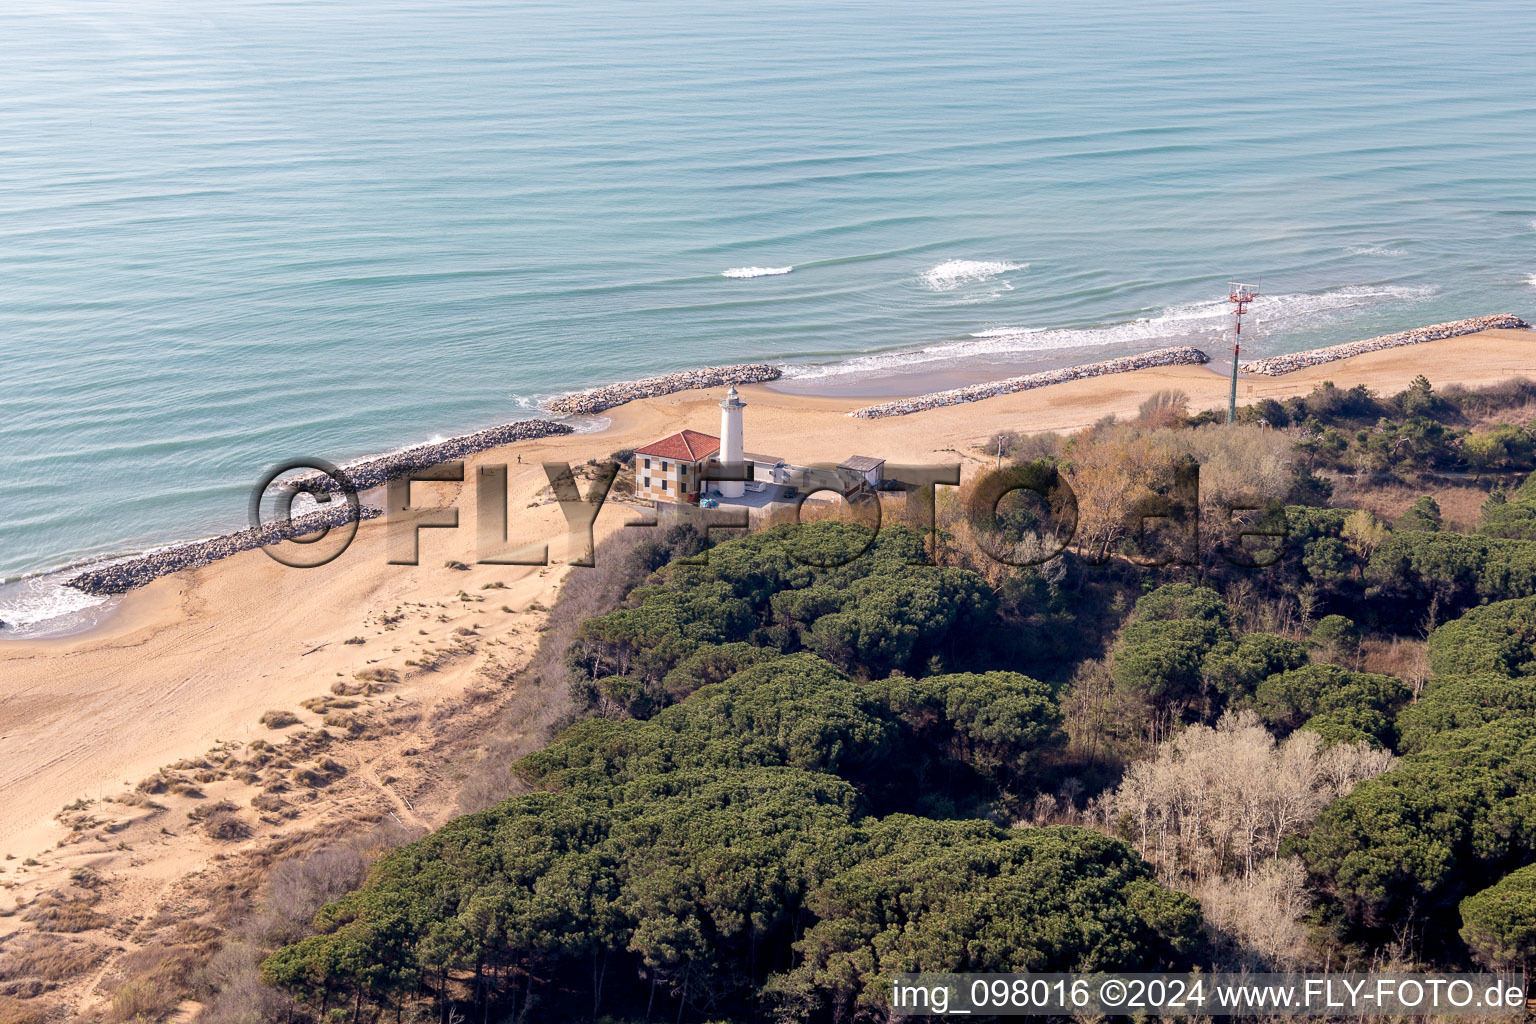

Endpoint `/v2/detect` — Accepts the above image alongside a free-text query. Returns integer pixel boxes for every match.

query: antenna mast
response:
[1227,282,1258,424]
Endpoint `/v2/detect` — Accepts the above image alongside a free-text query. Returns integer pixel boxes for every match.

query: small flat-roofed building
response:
[744,452,790,490]
[634,429,720,503]
[838,455,886,495]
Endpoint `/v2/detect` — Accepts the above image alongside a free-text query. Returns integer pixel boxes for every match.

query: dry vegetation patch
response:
[0,995,54,1024]
[19,891,110,935]
[0,933,106,989]
[257,710,299,730]
[1328,475,1492,532]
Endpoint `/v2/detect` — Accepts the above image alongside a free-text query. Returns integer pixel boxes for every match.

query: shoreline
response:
[848,346,1211,419]
[4,325,1535,920]
[28,419,574,600]
[6,316,1534,616]
[847,314,1532,417]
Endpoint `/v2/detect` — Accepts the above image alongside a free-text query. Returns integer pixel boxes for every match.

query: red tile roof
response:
[634,429,720,462]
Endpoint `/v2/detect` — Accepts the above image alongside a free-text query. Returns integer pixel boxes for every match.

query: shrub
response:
[1394,496,1443,532]
[110,969,182,1022]
[0,934,103,982]
[251,792,288,814]
[1137,389,1190,428]
[1310,614,1361,661]
[259,710,300,730]
[203,811,248,840]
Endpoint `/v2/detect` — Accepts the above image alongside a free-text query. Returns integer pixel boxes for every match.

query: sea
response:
[4,0,1536,633]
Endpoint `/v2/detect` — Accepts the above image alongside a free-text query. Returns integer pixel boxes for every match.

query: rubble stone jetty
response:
[66,505,386,596]
[308,418,574,493]
[65,417,573,596]
[848,346,1212,419]
[1240,314,1531,376]
[547,364,782,415]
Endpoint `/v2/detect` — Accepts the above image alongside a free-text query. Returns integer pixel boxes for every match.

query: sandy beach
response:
[3,325,1534,1013]
[6,326,1536,838]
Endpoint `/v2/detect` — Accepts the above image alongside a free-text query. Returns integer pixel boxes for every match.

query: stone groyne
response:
[547,363,782,415]
[307,418,574,493]
[65,418,573,596]
[848,346,1212,419]
[1239,314,1531,376]
[66,504,386,596]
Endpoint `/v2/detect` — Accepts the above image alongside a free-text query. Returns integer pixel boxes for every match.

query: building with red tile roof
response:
[633,429,721,502]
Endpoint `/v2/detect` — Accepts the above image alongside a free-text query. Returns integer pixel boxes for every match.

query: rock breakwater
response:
[64,418,573,596]
[66,505,386,596]
[547,364,782,415]
[848,347,1212,419]
[1240,315,1531,376]
[308,418,574,493]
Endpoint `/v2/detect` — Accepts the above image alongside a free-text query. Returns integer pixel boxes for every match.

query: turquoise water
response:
[4,0,1536,623]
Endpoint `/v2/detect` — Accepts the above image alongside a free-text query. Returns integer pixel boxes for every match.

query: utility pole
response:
[1227,282,1258,424]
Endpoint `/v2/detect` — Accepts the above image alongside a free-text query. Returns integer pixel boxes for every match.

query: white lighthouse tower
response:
[718,385,746,498]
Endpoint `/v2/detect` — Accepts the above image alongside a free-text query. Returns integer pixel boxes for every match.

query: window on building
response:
[661,479,668,491]
[644,477,651,488]
[662,462,669,473]
[643,458,650,469]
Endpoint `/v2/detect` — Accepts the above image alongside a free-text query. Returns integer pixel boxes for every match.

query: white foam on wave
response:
[0,573,109,634]
[722,266,793,279]
[565,414,612,435]
[920,259,1026,291]
[1348,245,1407,257]
[781,283,1435,382]
[1527,273,1536,289]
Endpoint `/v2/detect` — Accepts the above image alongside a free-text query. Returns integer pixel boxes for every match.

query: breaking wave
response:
[0,572,111,637]
[721,266,793,278]
[781,283,1435,381]
[920,259,1026,291]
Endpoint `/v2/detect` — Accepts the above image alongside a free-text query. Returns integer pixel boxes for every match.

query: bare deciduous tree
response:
[1100,711,1394,884]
